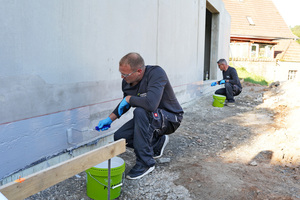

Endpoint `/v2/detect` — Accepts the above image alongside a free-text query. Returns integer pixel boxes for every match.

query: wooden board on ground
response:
[0,139,126,200]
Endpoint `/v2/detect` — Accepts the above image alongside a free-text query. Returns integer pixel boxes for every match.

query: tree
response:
[291,25,300,44]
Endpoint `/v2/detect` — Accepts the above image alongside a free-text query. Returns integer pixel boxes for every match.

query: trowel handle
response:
[95,125,111,131]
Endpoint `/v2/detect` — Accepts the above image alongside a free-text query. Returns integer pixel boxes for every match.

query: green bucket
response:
[86,157,125,200]
[213,94,226,107]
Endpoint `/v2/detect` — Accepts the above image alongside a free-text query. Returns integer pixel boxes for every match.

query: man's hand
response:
[96,117,112,131]
[220,80,226,84]
[118,97,130,116]
[211,82,217,86]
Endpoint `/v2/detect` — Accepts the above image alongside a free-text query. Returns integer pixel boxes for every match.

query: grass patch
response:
[236,67,269,86]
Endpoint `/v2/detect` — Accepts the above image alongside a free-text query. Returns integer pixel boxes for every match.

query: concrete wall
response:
[0,0,230,181]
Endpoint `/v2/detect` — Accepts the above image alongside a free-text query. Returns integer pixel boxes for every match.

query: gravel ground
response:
[26,82,300,200]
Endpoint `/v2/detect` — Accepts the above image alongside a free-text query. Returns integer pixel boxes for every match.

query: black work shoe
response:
[225,102,235,107]
[126,164,155,180]
[153,135,169,159]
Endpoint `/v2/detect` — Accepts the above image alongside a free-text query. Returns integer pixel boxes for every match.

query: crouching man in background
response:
[211,59,242,107]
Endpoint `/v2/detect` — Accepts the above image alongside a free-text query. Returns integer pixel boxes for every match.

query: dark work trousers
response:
[114,107,182,168]
[215,82,242,102]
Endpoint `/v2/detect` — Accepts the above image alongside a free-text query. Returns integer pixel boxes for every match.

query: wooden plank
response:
[0,139,126,200]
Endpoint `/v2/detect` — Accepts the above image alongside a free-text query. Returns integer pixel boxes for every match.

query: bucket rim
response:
[86,166,125,178]
[213,94,226,98]
[92,157,124,169]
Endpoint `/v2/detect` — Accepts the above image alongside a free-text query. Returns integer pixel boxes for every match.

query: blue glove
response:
[96,117,112,131]
[220,80,226,84]
[118,97,130,116]
[211,82,217,86]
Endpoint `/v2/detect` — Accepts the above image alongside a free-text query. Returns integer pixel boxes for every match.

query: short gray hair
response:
[217,59,227,65]
[119,52,145,71]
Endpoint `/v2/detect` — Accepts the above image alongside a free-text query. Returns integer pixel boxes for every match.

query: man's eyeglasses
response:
[120,70,137,78]
[121,71,136,78]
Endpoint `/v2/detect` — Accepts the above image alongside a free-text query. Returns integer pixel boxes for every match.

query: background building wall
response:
[277,62,300,81]
[0,0,230,181]
[232,61,300,82]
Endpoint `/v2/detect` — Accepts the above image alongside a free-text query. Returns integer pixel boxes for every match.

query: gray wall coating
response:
[0,0,230,181]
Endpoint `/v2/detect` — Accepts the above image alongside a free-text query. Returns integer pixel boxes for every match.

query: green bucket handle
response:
[214,97,225,104]
[87,171,124,189]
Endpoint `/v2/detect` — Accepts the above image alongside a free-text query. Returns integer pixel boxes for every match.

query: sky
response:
[272,0,300,27]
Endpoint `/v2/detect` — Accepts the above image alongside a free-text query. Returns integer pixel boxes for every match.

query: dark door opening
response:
[204,9,212,80]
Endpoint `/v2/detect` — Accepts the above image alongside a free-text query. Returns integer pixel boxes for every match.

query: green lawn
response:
[236,67,269,86]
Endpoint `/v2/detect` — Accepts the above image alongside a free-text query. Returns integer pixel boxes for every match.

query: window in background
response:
[288,70,297,80]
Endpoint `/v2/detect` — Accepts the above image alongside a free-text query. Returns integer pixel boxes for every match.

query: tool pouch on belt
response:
[150,109,182,136]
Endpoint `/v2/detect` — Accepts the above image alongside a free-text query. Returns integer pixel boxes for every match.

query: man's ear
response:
[137,68,142,73]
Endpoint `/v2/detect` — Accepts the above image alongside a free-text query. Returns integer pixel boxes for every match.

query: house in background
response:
[274,39,300,80]
[222,0,300,81]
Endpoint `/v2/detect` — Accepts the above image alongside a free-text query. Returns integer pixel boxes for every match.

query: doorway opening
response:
[204,9,212,80]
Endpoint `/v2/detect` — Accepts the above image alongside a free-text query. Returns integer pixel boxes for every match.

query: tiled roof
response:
[222,0,297,39]
[275,40,300,62]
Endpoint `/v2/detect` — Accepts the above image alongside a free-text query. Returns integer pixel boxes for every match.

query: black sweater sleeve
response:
[112,81,131,118]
